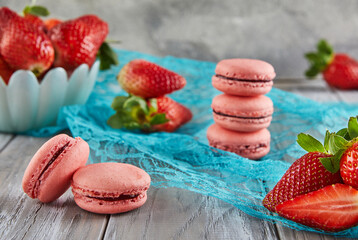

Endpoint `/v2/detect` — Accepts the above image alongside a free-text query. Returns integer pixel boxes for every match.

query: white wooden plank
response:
[104,188,279,240]
[0,135,107,240]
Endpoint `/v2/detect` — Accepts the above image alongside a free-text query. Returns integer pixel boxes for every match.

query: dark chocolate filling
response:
[86,194,141,201]
[213,110,271,119]
[215,74,272,83]
[32,141,70,196]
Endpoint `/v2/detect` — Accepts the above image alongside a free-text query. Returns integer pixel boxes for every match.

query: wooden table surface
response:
[1,78,357,240]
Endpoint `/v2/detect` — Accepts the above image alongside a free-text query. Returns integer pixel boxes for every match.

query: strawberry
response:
[305,39,358,89]
[263,152,343,212]
[0,55,14,84]
[152,96,192,132]
[117,59,186,98]
[44,18,62,30]
[339,117,358,188]
[276,184,358,232]
[107,95,192,132]
[0,7,54,76]
[49,15,109,71]
[0,7,18,28]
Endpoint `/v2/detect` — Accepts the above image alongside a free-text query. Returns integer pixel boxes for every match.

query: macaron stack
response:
[207,58,275,160]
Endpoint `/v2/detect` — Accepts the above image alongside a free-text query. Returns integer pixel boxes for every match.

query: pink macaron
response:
[207,123,271,160]
[22,134,89,203]
[212,58,275,96]
[71,162,151,214]
[212,94,273,132]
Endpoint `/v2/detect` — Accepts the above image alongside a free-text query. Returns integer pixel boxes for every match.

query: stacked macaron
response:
[207,59,275,160]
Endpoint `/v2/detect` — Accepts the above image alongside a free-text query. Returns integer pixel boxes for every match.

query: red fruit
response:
[276,184,358,232]
[340,142,358,188]
[305,40,358,89]
[0,55,14,84]
[49,15,108,71]
[24,13,46,32]
[44,18,62,30]
[153,96,192,132]
[0,7,18,28]
[263,152,343,212]
[117,59,186,98]
[0,7,54,76]
[323,54,358,89]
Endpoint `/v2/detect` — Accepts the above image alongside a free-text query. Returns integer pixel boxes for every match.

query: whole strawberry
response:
[107,95,192,132]
[263,151,342,212]
[339,117,358,188]
[305,40,358,89]
[49,15,108,71]
[117,59,186,99]
[0,7,54,76]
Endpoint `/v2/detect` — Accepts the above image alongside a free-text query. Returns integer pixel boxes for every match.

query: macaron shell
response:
[212,94,273,132]
[212,75,273,96]
[71,162,151,214]
[215,58,276,80]
[72,162,151,195]
[22,134,89,203]
[207,124,271,160]
[73,191,148,214]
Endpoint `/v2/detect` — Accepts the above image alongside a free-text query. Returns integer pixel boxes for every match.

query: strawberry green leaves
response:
[348,116,358,139]
[23,5,50,17]
[107,95,168,131]
[97,42,119,70]
[305,39,334,78]
[297,116,358,173]
[297,133,326,153]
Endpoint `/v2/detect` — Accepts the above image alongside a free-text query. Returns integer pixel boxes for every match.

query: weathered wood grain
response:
[0,136,107,240]
[104,188,279,240]
[0,133,14,152]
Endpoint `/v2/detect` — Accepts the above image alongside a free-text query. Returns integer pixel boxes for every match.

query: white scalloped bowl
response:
[0,61,99,133]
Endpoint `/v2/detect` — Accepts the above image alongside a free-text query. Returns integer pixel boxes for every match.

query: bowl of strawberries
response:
[0,5,117,133]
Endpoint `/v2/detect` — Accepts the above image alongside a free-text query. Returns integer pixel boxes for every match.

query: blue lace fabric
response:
[27,49,358,237]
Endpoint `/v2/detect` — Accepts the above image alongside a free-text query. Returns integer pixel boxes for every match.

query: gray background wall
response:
[1,0,358,78]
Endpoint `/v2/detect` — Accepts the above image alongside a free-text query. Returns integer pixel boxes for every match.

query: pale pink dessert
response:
[22,134,89,203]
[71,162,151,214]
[207,123,271,160]
[212,58,275,96]
[211,94,273,132]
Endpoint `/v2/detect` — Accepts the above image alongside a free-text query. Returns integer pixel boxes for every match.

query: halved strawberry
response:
[107,95,192,132]
[276,184,358,232]
[117,59,186,99]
